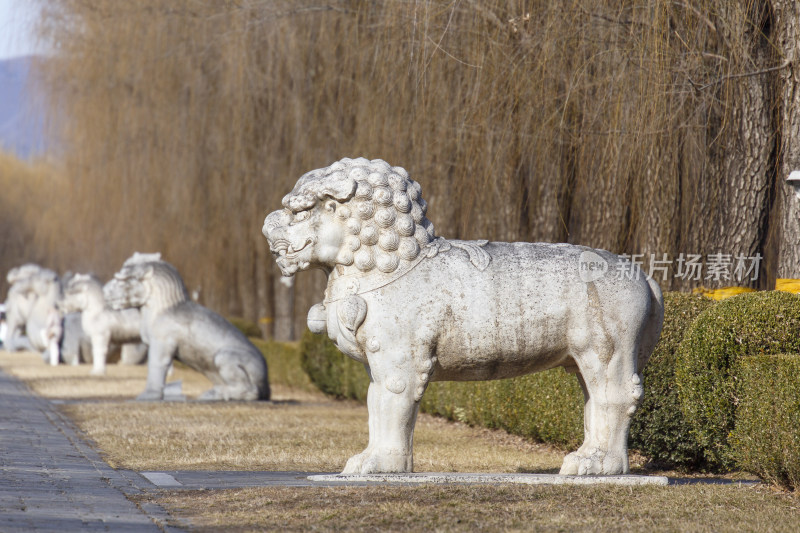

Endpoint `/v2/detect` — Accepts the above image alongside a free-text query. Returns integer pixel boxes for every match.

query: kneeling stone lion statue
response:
[263,157,663,476]
[104,253,270,401]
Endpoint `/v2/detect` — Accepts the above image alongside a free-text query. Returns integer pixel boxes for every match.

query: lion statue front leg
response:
[89,331,111,376]
[341,349,421,475]
[137,339,177,401]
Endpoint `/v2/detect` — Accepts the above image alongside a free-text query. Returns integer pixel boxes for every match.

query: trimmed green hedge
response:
[730,354,800,490]
[675,291,800,468]
[421,372,584,448]
[300,329,369,402]
[629,292,715,469]
[249,338,315,392]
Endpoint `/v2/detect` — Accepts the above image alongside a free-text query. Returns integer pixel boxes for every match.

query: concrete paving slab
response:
[0,368,182,532]
[136,470,347,489]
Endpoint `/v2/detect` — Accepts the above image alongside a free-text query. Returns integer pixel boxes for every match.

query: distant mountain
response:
[0,55,46,159]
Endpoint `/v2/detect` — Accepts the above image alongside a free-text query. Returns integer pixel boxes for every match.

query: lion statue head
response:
[10,267,59,300]
[61,273,102,314]
[6,263,48,285]
[104,253,188,312]
[263,157,437,277]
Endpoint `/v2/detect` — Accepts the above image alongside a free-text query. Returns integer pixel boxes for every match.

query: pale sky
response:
[0,0,43,60]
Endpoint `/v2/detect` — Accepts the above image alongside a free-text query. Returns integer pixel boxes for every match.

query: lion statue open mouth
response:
[263,157,663,476]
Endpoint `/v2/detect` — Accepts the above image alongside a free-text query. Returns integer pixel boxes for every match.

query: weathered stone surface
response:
[104,253,270,401]
[263,157,664,476]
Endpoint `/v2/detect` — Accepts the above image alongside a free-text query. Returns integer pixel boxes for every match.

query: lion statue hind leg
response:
[197,354,269,401]
[559,340,644,476]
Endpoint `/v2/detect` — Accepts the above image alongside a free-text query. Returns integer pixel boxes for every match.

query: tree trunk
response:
[775,1,800,278]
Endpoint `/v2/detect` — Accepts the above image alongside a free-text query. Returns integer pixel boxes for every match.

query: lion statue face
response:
[12,268,59,299]
[104,263,152,310]
[263,157,436,278]
[61,274,96,313]
[103,252,165,310]
[105,253,189,312]
[7,263,46,285]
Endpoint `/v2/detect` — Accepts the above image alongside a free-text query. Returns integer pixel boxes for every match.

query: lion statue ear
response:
[315,175,357,202]
[126,252,162,266]
[282,171,357,212]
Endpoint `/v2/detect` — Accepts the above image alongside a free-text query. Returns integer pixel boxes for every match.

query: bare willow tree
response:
[8,0,797,338]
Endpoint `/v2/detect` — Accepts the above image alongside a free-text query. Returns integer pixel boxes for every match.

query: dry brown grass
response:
[0,350,212,399]
[4,347,795,532]
[0,348,565,472]
[140,484,800,533]
[64,399,567,472]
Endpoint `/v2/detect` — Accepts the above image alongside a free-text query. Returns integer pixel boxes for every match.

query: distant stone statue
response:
[2,265,90,363]
[104,253,270,401]
[9,266,61,355]
[263,157,664,476]
[59,311,91,366]
[62,273,146,375]
[2,263,45,351]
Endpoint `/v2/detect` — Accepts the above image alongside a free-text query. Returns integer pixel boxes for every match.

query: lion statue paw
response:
[342,449,413,475]
[559,449,626,476]
[136,389,164,402]
[341,452,369,475]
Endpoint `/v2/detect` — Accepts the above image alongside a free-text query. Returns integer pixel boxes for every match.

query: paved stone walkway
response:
[0,369,178,532]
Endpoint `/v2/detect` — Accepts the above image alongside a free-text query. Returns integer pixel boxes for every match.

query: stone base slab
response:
[308,473,670,486]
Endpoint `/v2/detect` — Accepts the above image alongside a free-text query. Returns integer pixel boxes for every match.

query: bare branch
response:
[689,60,791,91]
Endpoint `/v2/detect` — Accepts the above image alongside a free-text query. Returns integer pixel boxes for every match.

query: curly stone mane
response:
[282,158,437,274]
[145,262,190,310]
[111,257,189,312]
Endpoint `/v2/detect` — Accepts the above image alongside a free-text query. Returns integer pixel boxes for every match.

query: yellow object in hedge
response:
[776,279,800,294]
[692,286,756,301]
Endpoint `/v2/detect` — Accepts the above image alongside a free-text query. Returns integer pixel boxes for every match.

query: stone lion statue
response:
[62,273,147,375]
[104,253,270,401]
[2,263,43,351]
[263,157,664,476]
[2,265,90,364]
[6,265,62,359]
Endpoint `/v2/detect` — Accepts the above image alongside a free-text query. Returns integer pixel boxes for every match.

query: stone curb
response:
[136,470,759,489]
[308,473,670,486]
